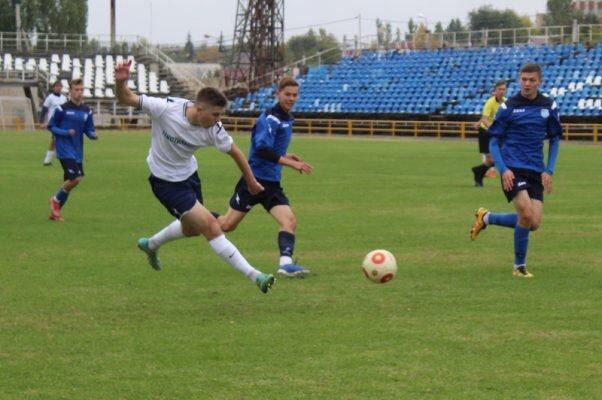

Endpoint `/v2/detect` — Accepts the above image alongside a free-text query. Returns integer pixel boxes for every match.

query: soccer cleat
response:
[277,263,311,278]
[470,207,489,241]
[255,273,275,293]
[513,265,534,278]
[49,196,63,221]
[48,211,64,222]
[486,168,497,178]
[137,238,161,271]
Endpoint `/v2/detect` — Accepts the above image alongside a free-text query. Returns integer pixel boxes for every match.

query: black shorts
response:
[478,127,490,154]
[502,168,544,203]
[229,177,289,213]
[59,158,84,181]
[149,172,203,219]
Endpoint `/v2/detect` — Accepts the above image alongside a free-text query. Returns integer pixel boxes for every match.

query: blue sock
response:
[55,188,70,208]
[278,231,295,258]
[488,213,517,228]
[514,224,530,266]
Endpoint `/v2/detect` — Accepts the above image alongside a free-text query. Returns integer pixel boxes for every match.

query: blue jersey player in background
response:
[218,77,313,278]
[48,78,98,221]
[470,63,562,278]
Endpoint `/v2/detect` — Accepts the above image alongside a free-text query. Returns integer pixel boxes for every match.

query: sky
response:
[87,0,550,45]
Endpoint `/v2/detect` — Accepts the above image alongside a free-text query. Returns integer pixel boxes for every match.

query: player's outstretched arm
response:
[114,60,139,108]
[227,143,264,195]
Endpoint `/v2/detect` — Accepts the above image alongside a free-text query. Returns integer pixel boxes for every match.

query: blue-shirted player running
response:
[218,77,313,278]
[470,63,562,278]
[48,78,98,221]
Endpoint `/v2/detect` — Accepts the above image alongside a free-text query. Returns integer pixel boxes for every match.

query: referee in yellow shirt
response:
[471,80,507,186]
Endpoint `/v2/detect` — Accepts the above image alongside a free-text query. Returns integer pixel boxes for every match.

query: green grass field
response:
[1,130,601,399]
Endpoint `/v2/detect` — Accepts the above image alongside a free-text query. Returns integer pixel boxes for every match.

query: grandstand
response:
[0,31,201,127]
[229,43,602,118]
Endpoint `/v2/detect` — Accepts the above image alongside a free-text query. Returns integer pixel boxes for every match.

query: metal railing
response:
[0,31,140,53]
[411,23,602,49]
[136,40,204,93]
[3,115,598,143]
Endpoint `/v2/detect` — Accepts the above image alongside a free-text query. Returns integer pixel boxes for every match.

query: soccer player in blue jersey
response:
[114,60,275,294]
[40,80,67,166]
[217,77,313,278]
[470,63,562,278]
[48,79,98,221]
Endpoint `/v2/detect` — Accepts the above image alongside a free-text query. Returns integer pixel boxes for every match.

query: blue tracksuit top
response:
[48,101,96,162]
[248,103,293,182]
[488,92,562,173]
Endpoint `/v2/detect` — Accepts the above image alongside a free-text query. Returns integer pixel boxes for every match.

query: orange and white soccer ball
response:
[362,249,397,283]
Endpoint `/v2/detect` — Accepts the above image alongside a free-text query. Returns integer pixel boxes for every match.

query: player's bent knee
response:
[281,217,296,232]
[200,218,224,239]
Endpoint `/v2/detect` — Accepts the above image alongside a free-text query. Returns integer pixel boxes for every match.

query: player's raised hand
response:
[114,60,132,81]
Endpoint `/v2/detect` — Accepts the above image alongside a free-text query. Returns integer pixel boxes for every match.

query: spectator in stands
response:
[47,79,98,222]
[113,60,275,294]
[470,63,562,279]
[217,77,313,278]
[40,80,67,166]
[471,80,507,186]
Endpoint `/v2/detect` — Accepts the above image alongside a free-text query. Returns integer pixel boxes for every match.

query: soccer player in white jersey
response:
[40,80,67,166]
[114,60,275,294]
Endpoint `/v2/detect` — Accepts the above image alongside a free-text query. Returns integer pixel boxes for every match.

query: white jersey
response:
[139,95,233,182]
[43,93,67,122]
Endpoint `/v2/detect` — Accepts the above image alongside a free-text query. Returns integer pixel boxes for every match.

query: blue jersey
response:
[248,103,293,182]
[48,101,96,162]
[488,92,562,173]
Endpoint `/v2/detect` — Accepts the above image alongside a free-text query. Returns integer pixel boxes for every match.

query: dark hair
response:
[196,87,228,107]
[278,77,299,91]
[69,78,84,88]
[494,80,506,88]
[520,63,542,78]
[51,80,62,88]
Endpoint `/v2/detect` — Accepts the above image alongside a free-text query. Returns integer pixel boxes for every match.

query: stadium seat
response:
[14,57,24,71]
[38,58,48,73]
[3,53,13,71]
[159,80,170,94]
[61,54,71,72]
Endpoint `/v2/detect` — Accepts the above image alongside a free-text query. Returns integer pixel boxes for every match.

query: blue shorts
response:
[502,168,544,203]
[149,172,204,219]
[59,158,84,181]
[229,177,289,213]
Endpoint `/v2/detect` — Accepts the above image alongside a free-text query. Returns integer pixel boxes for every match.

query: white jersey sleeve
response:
[212,122,233,153]
[43,94,67,121]
[139,94,170,117]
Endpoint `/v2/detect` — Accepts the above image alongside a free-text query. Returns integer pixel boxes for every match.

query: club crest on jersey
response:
[541,109,550,119]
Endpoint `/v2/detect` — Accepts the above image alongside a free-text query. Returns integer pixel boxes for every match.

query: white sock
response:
[209,234,260,283]
[44,150,55,164]
[483,212,490,225]
[279,256,293,266]
[148,220,184,250]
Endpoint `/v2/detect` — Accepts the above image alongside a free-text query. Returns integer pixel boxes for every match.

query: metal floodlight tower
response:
[230,0,285,90]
